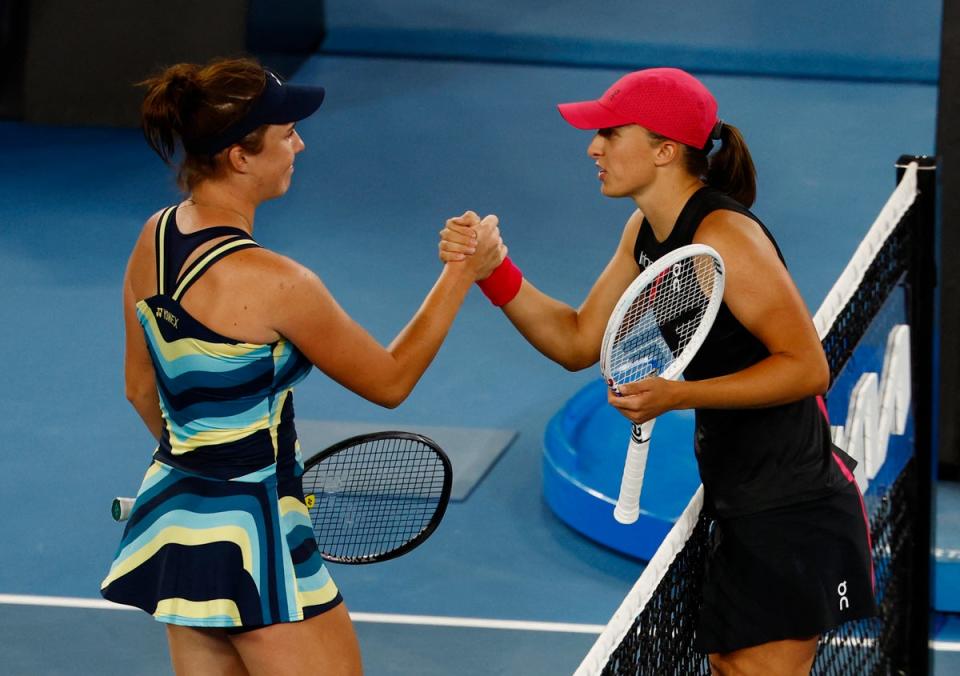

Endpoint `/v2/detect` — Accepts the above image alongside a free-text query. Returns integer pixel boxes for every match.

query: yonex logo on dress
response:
[155,307,179,328]
[838,580,850,610]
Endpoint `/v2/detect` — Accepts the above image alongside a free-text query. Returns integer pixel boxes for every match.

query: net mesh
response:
[604,251,723,386]
[577,162,928,676]
[303,434,448,563]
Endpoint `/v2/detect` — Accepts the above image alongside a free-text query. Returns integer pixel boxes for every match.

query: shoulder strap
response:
[171,235,260,302]
[154,206,176,295]
[670,187,713,245]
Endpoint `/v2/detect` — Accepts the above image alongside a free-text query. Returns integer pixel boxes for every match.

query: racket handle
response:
[613,420,655,524]
[112,497,135,522]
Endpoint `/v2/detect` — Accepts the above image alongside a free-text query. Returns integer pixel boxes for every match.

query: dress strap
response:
[154,206,176,295]
[171,235,260,302]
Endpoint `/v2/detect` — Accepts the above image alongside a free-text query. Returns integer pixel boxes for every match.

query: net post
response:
[937,0,960,481]
[896,154,937,674]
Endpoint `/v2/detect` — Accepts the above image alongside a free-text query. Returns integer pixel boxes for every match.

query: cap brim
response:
[557,100,632,130]
[270,84,326,124]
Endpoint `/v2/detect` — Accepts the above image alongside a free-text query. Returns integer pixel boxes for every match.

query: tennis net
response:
[576,157,936,676]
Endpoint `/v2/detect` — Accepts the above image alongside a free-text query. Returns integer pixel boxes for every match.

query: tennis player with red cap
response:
[440,67,876,675]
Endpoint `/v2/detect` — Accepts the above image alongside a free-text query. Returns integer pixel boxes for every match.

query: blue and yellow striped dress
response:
[101,206,342,629]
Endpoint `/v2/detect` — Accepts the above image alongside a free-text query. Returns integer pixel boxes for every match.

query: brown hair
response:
[139,58,268,191]
[648,123,757,208]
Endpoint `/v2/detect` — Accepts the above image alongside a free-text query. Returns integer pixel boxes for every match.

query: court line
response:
[0,593,604,634]
[3,594,959,649]
[931,641,960,653]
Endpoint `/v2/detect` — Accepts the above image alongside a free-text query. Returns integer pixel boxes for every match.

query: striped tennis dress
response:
[101,206,342,629]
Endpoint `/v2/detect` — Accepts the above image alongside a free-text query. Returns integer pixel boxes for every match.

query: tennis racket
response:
[600,243,725,524]
[112,431,452,564]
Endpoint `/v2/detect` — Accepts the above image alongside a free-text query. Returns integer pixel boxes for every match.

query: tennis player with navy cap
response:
[101,58,504,675]
[441,67,876,675]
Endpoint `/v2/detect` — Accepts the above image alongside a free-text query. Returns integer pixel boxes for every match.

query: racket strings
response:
[609,255,721,385]
[303,436,446,561]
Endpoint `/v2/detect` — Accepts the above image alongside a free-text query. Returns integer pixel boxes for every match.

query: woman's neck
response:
[634,176,704,243]
[186,182,256,234]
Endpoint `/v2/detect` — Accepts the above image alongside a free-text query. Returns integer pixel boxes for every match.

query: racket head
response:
[600,243,725,388]
[301,431,452,564]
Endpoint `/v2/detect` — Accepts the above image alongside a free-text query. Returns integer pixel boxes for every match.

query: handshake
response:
[438,210,504,268]
[438,211,522,306]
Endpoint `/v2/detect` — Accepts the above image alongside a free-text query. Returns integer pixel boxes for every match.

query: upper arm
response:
[583,208,645,311]
[259,254,403,402]
[123,214,161,398]
[693,212,827,372]
[505,208,643,370]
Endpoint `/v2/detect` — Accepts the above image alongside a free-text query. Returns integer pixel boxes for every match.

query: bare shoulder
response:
[625,207,645,234]
[222,246,337,337]
[224,247,329,309]
[125,209,168,298]
[231,247,319,286]
[133,209,166,251]
[617,208,646,250]
[693,209,780,266]
[129,208,173,261]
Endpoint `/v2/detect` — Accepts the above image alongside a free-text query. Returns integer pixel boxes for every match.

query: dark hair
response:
[139,58,268,191]
[648,123,757,208]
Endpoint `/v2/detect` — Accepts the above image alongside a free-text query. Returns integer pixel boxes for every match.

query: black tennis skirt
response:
[694,479,878,654]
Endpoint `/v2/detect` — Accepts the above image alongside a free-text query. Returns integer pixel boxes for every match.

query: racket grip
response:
[613,423,653,524]
[112,497,135,522]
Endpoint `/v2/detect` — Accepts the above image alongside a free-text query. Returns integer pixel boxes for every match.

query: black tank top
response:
[634,186,848,517]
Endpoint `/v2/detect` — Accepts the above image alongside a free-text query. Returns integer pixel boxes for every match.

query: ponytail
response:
[706,123,756,208]
[139,63,203,165]
[649,122,758,208]
[136,58,266,191]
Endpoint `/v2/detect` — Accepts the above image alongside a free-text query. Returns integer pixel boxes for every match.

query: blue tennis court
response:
[0,2,956,673]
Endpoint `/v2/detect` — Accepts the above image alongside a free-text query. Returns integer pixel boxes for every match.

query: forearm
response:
[441,214,639,371]
[673,351,829,411]
[382,263,475,406]
[127,389,164,441]
[498,280,599,371]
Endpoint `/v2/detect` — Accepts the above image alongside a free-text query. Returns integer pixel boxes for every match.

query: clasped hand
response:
[606,377,679,425]
[438,211,506,280]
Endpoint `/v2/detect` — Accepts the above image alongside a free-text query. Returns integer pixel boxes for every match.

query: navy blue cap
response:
[186,70,325,155]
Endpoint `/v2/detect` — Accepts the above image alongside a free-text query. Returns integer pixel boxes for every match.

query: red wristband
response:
[477,257,523,307]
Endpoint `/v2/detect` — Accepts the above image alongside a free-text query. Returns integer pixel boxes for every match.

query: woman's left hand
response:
[606,377,680,425]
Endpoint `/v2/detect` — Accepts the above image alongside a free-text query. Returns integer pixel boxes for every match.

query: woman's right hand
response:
[440,211,506,280]
[439,211,484,262]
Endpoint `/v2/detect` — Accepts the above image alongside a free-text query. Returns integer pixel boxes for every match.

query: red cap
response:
[557,68,718,149]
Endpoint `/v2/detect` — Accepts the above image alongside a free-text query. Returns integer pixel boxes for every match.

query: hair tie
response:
[710,120,724,140]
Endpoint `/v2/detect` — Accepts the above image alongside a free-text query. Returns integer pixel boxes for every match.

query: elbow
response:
[126,372,160,407]
[351,369,414,409]
[805,354,831,396]
[560,358,591,373]
[378,394,406,410]
[557,346,599,373]
[814,360,831,396]
[371,384,410,410]
[125,384,153,408]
